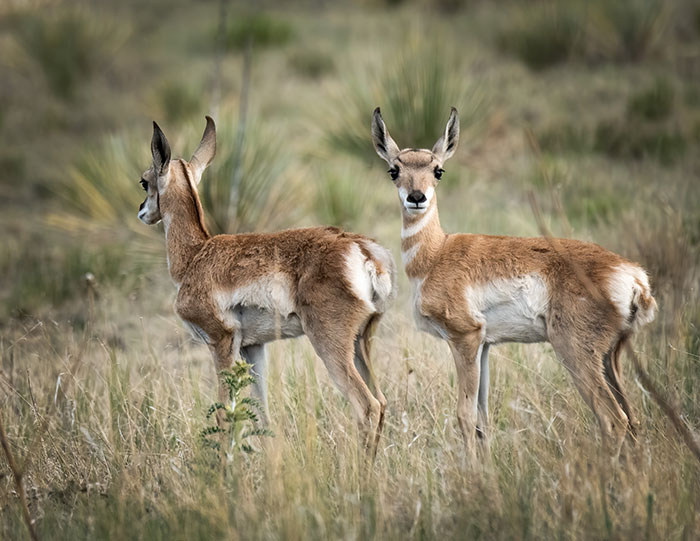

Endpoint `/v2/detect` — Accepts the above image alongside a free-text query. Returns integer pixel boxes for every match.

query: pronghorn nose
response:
[406,191,427,204]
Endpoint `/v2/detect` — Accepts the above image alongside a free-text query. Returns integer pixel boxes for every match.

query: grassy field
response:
[1,0,699,538]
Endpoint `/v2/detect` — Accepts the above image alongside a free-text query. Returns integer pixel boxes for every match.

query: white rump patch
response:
[606,263,656,330]
[466,274,550,344]
[215,273,296,327]
[345,242,394,312]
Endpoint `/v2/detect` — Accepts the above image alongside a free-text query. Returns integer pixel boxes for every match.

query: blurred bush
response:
[328,44,484,160]
[497,0,670,70]
[496,1,583,70]
[313,161,379,231]
[627,77,674,121]
[200,117,305,235]
[223,12,293,51]
[159,80,204,125]
[12,7,122,100]
[289,48,335,79]
[597,0,667,62]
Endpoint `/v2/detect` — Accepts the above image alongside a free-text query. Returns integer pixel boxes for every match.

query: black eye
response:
[388,167,399,181]
[434,167,444,180]
[140,179,148,191]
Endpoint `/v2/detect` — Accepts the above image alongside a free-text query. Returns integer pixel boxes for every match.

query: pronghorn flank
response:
[371,107,656,457]
[138,117,397,452]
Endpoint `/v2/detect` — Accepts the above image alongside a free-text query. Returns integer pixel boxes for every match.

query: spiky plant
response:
[201,361,272,461]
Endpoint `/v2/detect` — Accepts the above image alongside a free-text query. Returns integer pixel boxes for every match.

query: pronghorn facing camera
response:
[371,107,656,457]
[138,117,397,453]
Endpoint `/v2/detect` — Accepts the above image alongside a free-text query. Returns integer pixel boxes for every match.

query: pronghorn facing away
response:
[138,117,397,451]
[371,107,656,456]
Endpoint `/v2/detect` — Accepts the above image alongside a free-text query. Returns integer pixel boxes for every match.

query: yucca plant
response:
[201,361,272,461]
[327,43,485,161]
[200,116,304,235]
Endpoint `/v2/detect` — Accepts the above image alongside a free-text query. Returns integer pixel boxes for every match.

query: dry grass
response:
[1,0,699,539]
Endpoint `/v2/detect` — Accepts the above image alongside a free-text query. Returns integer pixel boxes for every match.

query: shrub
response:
[200,117,303,235]
[496,1,583,70]
[535,122,591,154]
[627,77,674,121]
[159,80,203,125]
[599,0,667,62]
[594,118,686,164]
[289,49,334,79]
[223,12,293,51]
[327,44,484,161]
[12,7,121,100]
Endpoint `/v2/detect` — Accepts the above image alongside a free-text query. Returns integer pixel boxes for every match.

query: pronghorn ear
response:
[190,115,216,183]
[371,107,400,164]
[432,107,459,162]
[151,121,171,175]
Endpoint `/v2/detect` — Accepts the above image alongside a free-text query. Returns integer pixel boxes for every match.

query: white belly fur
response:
[466,274,549,344]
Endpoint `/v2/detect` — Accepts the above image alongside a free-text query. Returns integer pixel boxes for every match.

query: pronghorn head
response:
[371,107,459,215]
[138,116,216,225]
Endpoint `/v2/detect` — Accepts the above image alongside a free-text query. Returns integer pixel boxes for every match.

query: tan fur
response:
[139,117,397,453]
[372,107,657,457]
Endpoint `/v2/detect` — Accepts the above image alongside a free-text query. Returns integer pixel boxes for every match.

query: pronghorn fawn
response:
[138,117,396,453]
[371,107,656,457]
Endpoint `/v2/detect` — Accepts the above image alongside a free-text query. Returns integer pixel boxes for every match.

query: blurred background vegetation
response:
[1,0,699,539]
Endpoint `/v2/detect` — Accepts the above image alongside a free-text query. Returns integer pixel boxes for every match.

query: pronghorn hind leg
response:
[603,336,639,438]
[550,334,628,458]
[447,333,483,459]
[303,312,382,455]
[353,315,387,456]
[476,343,491,440]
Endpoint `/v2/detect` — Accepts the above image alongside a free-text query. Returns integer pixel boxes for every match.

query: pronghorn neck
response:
[400,197,446,279]
[160,160,210,283]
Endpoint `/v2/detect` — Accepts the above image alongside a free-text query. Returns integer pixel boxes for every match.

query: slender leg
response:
[241,344,270,426]
[477,343,490,438]
[303,314,381,453]
[353,316,387,454]
[550,335,628,458]
[209,330,242,426]
[448,333,483,458]
[603,337,638,438]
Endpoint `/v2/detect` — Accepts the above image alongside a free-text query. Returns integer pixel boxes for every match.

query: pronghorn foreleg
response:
[448,332,483,459]
[477,343,491,439]
[209,328,243,427]
[241,344,270,426]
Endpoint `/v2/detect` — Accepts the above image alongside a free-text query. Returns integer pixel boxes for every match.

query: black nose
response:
[139,201,145,211]
[406,190,427,204]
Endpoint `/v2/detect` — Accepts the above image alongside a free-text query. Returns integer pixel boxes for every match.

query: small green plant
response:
[496,1,583,70]
[627,77,674,121]
[223,12,293,51]
[201,361,272,459]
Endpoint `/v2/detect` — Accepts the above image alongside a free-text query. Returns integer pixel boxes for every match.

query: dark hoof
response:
[476,426,486,440]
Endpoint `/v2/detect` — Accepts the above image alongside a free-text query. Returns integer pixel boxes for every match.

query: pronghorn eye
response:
[388,167,399,181]
[434,167,444,180]
[140,179,148,191]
